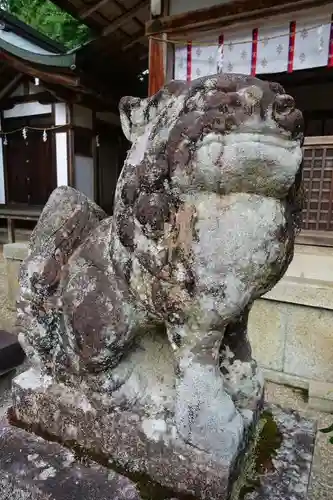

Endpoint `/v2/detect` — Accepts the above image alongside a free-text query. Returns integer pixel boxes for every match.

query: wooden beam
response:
[146,0,333,35]
[0,54,118,112]
[0,92,58,110]
[0,74,22,101]
[80,0,111,19]
[101,0,149,37]
[0,53,79,88]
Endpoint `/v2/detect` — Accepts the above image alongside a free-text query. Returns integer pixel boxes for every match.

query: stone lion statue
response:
[17,73,303,456]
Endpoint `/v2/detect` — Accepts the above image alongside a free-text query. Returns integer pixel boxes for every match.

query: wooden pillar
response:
[66,104,74,187]
[148,36,165,96]
[148,0,169,96]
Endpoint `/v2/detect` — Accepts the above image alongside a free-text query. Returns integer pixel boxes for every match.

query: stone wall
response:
[4,243,29,310]
[249,244,333,412]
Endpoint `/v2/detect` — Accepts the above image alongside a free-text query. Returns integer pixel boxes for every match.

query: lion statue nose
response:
[273,94,295,115]
[272,93,303,140]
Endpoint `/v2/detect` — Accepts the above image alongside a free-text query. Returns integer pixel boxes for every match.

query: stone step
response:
[0,419,144,500]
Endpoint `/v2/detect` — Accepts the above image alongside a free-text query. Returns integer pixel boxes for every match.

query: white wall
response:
[74,155,94,200]
[54,102,68,186]
[3,102,52,118]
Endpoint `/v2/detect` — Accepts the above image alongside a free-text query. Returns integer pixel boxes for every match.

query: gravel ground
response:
[0,247,332,499]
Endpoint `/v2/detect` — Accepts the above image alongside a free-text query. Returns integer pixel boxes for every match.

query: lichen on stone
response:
[16,72,303,462]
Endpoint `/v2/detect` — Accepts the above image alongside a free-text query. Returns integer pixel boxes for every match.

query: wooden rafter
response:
[101,0,149,37]
[0,91,59,109]
[0,53,119,110]
[80,0,111,19]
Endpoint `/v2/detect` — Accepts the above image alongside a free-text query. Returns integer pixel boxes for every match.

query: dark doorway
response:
[3,114,56,207]
[96,120,128,215]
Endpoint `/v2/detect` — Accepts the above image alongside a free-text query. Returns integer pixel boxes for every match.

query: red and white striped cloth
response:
[174,10,333,80]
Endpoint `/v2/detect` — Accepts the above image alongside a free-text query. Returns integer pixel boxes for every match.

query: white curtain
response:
[220,30,252,75]
[293,13,331,70]
[257,23,290,74]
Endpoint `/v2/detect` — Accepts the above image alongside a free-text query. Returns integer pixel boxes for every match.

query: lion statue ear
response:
[119,95,157,143]
[119,96,142,143]
[119,82,187,143]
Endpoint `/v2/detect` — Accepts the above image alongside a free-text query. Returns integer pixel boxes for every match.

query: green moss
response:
[255,410,283,474]
[231,410,283,500]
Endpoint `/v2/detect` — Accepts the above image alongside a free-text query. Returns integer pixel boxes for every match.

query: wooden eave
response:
[145,0,333,36]
[0,46,119,112]
[52,0,150,59]
[50,0,149,64]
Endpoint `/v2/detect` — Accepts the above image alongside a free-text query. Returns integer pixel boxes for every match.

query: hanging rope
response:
[0,123,70,137]
[0,123,71,145]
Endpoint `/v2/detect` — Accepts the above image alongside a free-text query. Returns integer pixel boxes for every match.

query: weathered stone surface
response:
[6,391,317,500]
[4,242,29,309]
[12,364,236,500]
[239,405,317,500]
[308,380,333,413]
[15,73,304,499]
[0,419,142,500]
[248,300,286,372]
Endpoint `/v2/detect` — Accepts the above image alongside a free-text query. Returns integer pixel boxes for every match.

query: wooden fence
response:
[299,137,333,246]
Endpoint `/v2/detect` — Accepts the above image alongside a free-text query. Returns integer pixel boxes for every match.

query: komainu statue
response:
[17,73,303,461]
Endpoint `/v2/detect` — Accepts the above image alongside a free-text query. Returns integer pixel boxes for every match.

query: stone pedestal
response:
[11,364,252,500]
[6,378,317,500]
[0,420,142,500]
[3,242,28,310]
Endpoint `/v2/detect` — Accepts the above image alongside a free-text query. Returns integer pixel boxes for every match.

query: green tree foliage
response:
[2,0,91,49]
